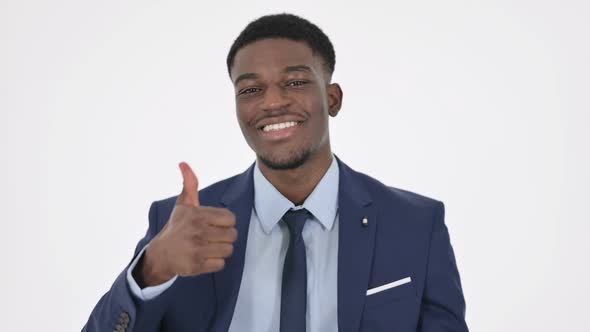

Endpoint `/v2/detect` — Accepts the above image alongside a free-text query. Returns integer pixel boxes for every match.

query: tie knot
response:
[282,208,310,238]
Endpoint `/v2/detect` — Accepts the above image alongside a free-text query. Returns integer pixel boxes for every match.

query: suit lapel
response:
[210,164,255,332]
[336,157,377,332]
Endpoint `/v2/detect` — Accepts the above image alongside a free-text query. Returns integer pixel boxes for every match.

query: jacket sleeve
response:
[82,201,170,332]
[418,202,470,332]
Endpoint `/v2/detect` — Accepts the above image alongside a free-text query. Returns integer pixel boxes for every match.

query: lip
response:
[258,121,302,141]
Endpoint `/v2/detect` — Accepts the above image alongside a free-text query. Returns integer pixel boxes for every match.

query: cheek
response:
[300,88,324,112]
[235,106,255,129]
[308,98,330,126]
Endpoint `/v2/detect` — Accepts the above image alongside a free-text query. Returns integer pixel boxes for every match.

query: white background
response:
[1,0,588,330]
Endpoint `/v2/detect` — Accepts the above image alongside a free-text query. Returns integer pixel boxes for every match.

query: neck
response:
[257,144,333,205]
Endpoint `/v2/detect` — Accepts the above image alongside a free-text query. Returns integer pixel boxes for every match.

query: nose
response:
[260,85,291,112]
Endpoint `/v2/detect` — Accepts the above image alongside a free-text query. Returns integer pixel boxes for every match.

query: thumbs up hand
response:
[137,162,238,287]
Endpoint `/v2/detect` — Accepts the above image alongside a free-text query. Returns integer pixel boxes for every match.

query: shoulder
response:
[351,167,444,224]
[351,164,442,206]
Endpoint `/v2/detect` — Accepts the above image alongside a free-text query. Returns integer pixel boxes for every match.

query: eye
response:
[286,80,308,87]
[238,87,262,96]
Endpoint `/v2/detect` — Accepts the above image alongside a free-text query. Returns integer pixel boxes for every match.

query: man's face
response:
[230,38,340,170]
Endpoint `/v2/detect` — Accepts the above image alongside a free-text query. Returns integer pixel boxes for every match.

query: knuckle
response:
[191,241,206,256]
[192,226,203,238]
[192,210,208,224]
[183,258,203,276]
[192,222,209,237]
[194,256,206,270]
[198,226,211,239]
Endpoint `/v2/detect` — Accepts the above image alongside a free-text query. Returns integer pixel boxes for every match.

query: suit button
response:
[119,312,130,325]
[115,312,130,331]
[120,312,130,321]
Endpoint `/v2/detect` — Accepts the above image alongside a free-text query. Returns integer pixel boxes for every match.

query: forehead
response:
[230,38,323,79]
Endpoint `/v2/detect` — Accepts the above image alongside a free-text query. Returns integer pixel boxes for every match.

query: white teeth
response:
[262,121,298,132]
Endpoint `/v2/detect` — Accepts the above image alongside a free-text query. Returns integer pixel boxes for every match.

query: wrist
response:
[135,244,174,287]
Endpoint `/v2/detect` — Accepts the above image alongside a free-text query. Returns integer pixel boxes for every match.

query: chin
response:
[258,148,312,170]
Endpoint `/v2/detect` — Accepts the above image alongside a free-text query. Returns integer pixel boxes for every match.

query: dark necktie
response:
[280,208,310,332]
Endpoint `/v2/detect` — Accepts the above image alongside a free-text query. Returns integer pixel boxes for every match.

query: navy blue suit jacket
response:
[83,157,468,331]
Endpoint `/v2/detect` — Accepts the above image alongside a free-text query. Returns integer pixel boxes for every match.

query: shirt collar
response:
[253,155,339,234]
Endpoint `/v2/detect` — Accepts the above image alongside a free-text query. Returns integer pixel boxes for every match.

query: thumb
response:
[177,162,200,206]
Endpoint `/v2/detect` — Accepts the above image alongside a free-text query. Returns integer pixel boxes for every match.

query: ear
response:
[326,83,343,117]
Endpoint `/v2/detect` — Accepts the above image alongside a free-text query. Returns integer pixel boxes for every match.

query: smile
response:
[262,121,300,132]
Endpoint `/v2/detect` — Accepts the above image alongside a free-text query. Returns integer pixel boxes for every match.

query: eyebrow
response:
[233,65,312,86]
[284,65,312,73]
[233,73,259,86]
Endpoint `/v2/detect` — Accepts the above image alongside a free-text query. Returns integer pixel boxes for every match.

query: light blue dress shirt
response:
[127,155,340,332]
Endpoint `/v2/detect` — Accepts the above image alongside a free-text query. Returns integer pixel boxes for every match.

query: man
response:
[83,13,468,332]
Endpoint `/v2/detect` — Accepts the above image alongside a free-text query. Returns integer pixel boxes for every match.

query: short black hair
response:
[226,13,336,77]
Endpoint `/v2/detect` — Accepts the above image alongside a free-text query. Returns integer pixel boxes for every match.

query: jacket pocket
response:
[364,277,416,308]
